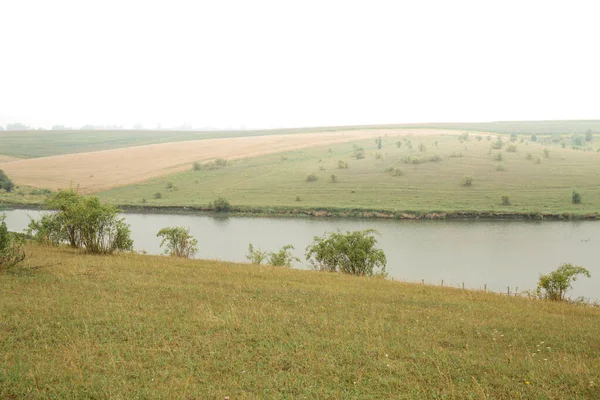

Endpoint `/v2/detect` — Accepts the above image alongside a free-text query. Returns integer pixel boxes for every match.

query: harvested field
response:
[0,128,463,193]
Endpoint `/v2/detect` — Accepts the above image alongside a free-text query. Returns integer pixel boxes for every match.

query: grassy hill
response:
[97,133,600,216]
[1,245,598,398]
[1,120,598,158]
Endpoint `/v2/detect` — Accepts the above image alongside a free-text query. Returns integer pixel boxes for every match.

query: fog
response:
[1,0,598,129]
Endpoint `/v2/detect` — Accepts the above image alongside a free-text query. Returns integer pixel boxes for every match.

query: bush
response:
[490,139,503,150]
[192,162,202,171]
[0,214,26,269]
[0,169,15,193]
[157,227,198,258]
[330,174,338,183]
[419,143,426,152]
[572,136,585,146]
[352,145,365,159]
[531,134,537,142]
[212,197,231,212]
[449,152,463,158]
[305,229,386,277]
[496,164,506,172]
[510,133,518,142]
[246,243,268,264]
[461,176,473,187]
[526,152,533,160]
[395,141,402,148]
[267,245,300,267]
[536,264,591,301]
[295,196,301,202]
[385,167,403,177]
[306,173,318,182]
[337,160,348,169]
[154,192,162,199]
[501,195,511,206]
[458,132,469,142]
[27,189,133,254]
[543,148,550,158]
[534,156,542,164]
[166,182,174,189]
[492,152,503,161]
[572,190,581,204]
[214,158,228,168]
[428,155,442,163]
[585,129,593,142]
[506,144,517,153]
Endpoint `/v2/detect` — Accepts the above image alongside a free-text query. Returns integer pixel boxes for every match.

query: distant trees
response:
[585,129,593,142]
[6,123,30,131]
[0,170,15,192]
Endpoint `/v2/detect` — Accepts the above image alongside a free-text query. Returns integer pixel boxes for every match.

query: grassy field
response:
[1,244,599,399]
[1,120,598,159]
[96,133,600,215]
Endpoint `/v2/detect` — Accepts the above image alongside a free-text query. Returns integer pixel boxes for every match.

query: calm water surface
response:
[3,209,599,301]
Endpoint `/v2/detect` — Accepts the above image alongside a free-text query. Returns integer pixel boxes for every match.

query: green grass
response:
[97,134,600,215]
[2,120,599,158]
[1,244,599,398]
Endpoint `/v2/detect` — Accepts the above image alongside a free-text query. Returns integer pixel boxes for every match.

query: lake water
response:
[3,209,599,301]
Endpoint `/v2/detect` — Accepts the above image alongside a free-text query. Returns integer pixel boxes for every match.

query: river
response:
[3,209,599,301]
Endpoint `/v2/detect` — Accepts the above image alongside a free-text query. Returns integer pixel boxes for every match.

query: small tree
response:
[305,229,387,276]
[537,264,591,301]
[0,170,15,193]
[461,176,473,187]
[377,137,382,150]
[330,174,338,183]
[192,162,201,171]
[572,190,581,204]
[246,243,267,264]
[531,134,537,142]
[157,227,198,258]
[212,197,231,212]
[267,245,299,267]
[501,195,511,206]
[0,214,26,270]
[585,129,593,142]
[352,145,365,159]
[306,173,318,182]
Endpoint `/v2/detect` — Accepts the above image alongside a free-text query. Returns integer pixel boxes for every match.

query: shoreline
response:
[3,201,599,221]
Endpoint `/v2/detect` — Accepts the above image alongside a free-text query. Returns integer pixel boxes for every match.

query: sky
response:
[1,0,598,130]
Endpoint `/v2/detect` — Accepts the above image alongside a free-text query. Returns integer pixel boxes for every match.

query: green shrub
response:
[461,176,473,187]
[27,189,133,254]
[526,152,533,160]
[572,190,581,204]
[305,229,387,277]
[352,145,365,159]
[492,152,503,161]
[490,139,503,150]
[330,174,338,183]
[543,148,550,158]
[295,196,301,202]
[536,264,591,301]
[267,245,300,268]
[306,173,318,182]
[419,143,426,152]
[531,134,537,142]
[506,144,517,153]
[0,169,15,193]
[337,160,348,169]
[166,182,174,189]
[585,129,593,142]
[534,156,542,164]
[157,226,198,258]
[192,162,201,171]
[501,195,511,206]
[0,214,26,270]
[212,197,231,212]
[385,167,403,177]
[246,243,267,264]
[428,155,442,162]
[458,132,469,142]
[154,192,162,199]
[395,141,402,148]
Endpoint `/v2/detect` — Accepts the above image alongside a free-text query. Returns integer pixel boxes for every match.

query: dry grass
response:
[1,244,599,399]
[0,129,462,193]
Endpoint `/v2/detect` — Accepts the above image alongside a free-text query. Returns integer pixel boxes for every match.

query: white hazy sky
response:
[1,0,598,129]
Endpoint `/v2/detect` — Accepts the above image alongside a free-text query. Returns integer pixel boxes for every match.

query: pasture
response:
[1,244,598,398]
[98,133,600,215]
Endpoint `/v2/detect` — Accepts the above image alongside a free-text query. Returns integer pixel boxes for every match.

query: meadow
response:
[1,244,599,399]
[97,133,600,216]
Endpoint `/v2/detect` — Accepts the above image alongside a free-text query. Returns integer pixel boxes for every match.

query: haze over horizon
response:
[1,0,598,130]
